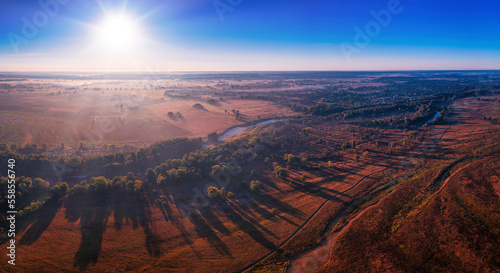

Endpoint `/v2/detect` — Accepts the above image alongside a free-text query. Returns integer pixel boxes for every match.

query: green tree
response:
[51,182,69,198]
[146,168,157,184]
[207,186,220,199]
[250,180,261,191]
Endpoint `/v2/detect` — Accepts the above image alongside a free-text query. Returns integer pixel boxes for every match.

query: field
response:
[0,79,295,148]
[0,72,499,272]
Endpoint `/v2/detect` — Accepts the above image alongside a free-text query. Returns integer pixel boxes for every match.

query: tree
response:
[220,187,227,197]
[126,172,136,181]
[51,182,69,198]
[250,180,261,191]
[284,153,298,164]
[90,177,109,194]
[273,165,288,179]
[207,186,220,199]
[146,168,157,184]
[208,132,218,142]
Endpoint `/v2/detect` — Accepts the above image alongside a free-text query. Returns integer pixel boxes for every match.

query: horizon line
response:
[0,69,499,74]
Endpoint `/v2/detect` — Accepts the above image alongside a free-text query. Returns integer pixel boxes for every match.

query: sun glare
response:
[95,14,140,51]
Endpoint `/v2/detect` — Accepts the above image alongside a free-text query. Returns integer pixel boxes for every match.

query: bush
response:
[207,186,220,199]
[250,180,261,191]
[227,191,235,198]
[208,132,218,142]
[284,153,298,164]
[354,154,360,161]
[51,182,69,198]
[146,168,157,184]
[273,165,288,179]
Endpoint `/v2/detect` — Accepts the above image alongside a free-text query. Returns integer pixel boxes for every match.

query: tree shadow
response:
[158,200,198,251]
[252,191,306,220]
[222,200,277,250]
[288,181,349,202]
[140,197,162,258]
[65,194,110,271]
[64,191,164,270]
[189,211,233,257]
[199,206,231,236]
[18,197,62,245]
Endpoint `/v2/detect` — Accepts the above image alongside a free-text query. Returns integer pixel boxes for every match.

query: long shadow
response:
[276,214,300,227]
[157,201,197,251]
[158,199,175,223]
[189,211,233,257]
[18,197,62,245]
[199,206,231,236]
[288,181,349,202]
[229,200,277,238]
[252,191,306,220]
[222,200,277,250]
[65,191,164,270]
[248,200,278,222]
[140,197,162,258]
[65,194,111,271]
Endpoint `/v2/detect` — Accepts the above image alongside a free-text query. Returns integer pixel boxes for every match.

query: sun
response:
[95,14,140,51]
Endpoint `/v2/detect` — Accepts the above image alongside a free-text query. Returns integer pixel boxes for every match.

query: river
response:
[217,119,283,141]
[426,111,441,124]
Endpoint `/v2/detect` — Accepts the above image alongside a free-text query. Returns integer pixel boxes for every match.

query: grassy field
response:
[0,95,498,272]
[0,91,295,147]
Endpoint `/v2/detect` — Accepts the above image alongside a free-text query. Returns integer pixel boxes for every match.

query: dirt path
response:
[236,124,451,273]
[283,124,453,273]
[236,160,398,273]
[298,158,477,273]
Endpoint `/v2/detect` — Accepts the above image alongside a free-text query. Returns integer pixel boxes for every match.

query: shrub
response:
[208,132,218,142]
[284,153,298,164]
[207,186,220,199]
[227,191,235,198]
[250,180,261,191]
[273,165,288,179]
[126,172,136,181]
[354,154,360,161]
[146,168,157,184]
[51,182,69,198]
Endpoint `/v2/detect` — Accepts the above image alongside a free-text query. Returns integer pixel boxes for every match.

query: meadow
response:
[0,71,499,272]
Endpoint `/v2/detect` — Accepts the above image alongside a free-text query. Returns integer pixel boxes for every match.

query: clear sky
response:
[0,0,499,71]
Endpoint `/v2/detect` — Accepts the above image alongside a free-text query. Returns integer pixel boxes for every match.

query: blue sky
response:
[0,0,499,71]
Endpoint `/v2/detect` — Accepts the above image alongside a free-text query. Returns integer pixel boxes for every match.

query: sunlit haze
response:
[0,0,499,71]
